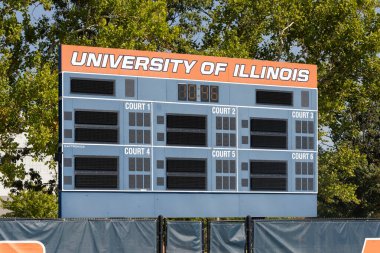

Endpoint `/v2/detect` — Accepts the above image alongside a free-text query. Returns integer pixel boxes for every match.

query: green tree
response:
[0,0,208,217]
[202,0,380,217]
[0,168,57,218]
[39,0,198,63]
[318,144,366,217]
[1,191,58,218]
[0,1,66,217]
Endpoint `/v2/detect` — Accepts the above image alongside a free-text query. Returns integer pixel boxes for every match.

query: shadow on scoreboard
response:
[0,217,379,253]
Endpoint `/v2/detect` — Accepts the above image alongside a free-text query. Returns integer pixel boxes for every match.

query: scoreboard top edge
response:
[59,44,317,89]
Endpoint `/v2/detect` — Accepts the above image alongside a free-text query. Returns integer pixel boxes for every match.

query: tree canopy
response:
[0,0,379,218]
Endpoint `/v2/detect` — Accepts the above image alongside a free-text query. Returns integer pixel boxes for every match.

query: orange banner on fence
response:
[0,241,45,253]
[362,238,380,253]
[60,45,317,88]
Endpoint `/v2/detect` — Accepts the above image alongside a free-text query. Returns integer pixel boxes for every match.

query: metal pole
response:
[157,215,163,253]
[207,219,210,253]
[246,215,252,253]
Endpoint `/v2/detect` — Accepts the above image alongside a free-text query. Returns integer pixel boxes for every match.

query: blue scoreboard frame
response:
[59,45,318,218]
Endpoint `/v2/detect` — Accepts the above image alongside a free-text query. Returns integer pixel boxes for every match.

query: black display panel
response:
[75,128,118,143]
[167,115,206,129]
[75,157,118,171]
[250,135,287,149]
[75,111,118,125]
[167,132,207,146]
[74,156,118,189]
[167,114,207,146]
[71,79,114,95]
[256,90,293,106]
[251,118,287,149]
[166,159,206,173]
[250,161,287,175]
[251,119,287,133]
[166,159,206,190]
[250,178,287,191]
[75,175,118,189]
[167,176,206,190]
[250,160,287,191]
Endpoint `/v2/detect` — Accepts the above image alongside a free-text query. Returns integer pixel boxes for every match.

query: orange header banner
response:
[60,45,317,88]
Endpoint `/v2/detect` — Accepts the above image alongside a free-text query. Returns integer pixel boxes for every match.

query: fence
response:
[0,217,379,252]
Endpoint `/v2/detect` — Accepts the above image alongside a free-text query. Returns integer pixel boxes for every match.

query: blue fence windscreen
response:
[0,219,157,253]
[166,221,203,253]
[210,222,246,253]
[253,220,380,253]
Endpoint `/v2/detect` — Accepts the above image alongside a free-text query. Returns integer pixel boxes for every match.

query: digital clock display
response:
[178,84,219,102]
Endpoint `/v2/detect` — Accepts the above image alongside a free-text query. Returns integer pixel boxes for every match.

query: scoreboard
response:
[58,45,318,218]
